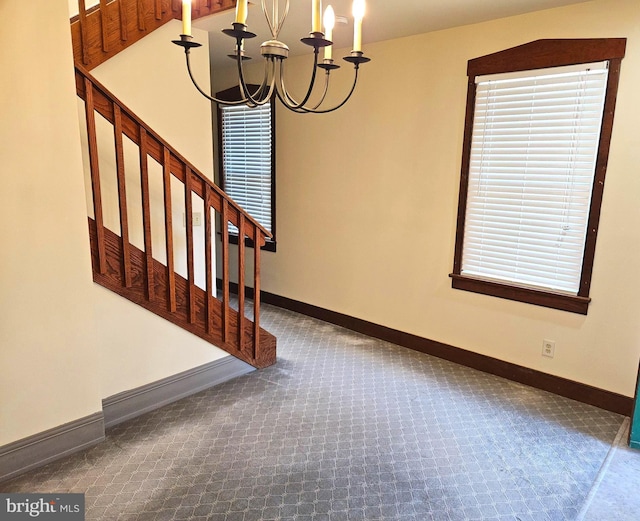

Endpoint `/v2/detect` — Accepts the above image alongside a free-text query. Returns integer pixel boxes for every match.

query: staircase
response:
[71,0,235,70]
[72,0,277,369]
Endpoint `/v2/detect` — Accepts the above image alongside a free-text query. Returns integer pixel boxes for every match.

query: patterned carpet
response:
[1,304,626,520]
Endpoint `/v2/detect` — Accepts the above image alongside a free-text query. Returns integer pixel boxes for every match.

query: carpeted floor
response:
[0,304,631,520]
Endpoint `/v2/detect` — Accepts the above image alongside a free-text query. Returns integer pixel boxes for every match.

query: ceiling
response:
[194,0,591,69]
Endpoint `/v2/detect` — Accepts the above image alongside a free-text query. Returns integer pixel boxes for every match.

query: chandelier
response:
[172,0,370,113]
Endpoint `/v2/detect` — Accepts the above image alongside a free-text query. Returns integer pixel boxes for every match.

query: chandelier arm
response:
[235,60,269,108]
[238,79,258,109]
[277,49,321,111]
[294,67,361,114]
[310,72,331,110]
[278,73,314,114]
[276,61,299,107]
[273,70,304,110]
[276,74,318,114]
[274,70,313,114]
[236,49,258,107]
[257,60,279,104]
[184,52,250,105]
[235,44,274,107]
[279,72,329,112]
[275,65,321,114]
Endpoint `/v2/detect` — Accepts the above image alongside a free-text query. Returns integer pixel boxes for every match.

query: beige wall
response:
[215,0,640,397]
[0,0,102,445]
[0,1,232,447]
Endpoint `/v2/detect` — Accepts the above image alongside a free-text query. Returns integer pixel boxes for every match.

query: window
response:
[217,86,276,251]
[451,39,626,314]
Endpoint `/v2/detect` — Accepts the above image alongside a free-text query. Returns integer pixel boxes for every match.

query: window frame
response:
[216,85,277,252]
[451,39,626,314]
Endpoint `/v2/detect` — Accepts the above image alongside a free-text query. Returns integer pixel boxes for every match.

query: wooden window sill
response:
[449,274,591,315]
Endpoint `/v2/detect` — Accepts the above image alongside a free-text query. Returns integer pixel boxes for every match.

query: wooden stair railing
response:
[76,65,276,369]
[71,0,236,71]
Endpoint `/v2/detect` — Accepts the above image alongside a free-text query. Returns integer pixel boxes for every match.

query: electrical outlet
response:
[542,339,555,358]
[183,212,202,227]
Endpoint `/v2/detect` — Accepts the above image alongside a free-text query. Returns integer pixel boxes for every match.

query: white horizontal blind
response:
[461,62,609,294]
[220,103,273,234]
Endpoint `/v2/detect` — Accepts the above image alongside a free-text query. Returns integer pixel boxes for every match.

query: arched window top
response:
[467,38,626,78]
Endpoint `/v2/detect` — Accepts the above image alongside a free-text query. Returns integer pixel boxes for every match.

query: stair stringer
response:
[88,219,276,369]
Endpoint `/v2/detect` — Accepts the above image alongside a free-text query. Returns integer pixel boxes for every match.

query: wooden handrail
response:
[75,66,271,240]
[76,65,273,367]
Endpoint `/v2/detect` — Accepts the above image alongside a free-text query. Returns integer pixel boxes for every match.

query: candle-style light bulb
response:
[312,0,323,33]
[182,0,192,36]
[352,0,365,52]
[323,5,335,60]
[235,0,248,25]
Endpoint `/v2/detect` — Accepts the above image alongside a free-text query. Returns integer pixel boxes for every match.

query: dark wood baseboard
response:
[219,280,632,416]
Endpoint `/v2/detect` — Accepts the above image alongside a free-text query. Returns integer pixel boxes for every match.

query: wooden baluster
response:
[253,230,261,361]
[194,0,201,15]
[221,199,230,343]
[137,0,146,31]
[163,147,176,312]
[205,0,212,9]
[119,0,128,41]
[155,0,162,19]
[184,167,196,324]
[139,128,154,301]
[113,104,132,288]
[204,185,213,334]
[237,213,246,352]
[84,78,106,275]
[78,0,90,65]
[99,0,109,52]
